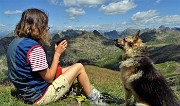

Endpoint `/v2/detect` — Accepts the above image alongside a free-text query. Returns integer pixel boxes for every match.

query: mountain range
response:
[0,26,180,70]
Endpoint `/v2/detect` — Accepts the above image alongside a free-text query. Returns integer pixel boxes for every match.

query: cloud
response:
[50,23,131,32]
[4,10,22,15]
[153,15,180,25]
[71,23,134,31]
[131,10,159,24]
[65,8,85,20]
[99,0,137,15]
[63,0,103,6]
[0,24,6,27]
[48,0,59,5]
[156,0,160,3]
[131,10,180,27]
[0,24,14,33]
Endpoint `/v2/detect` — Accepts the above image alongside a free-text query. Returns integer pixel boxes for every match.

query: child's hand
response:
[55,39,67,55]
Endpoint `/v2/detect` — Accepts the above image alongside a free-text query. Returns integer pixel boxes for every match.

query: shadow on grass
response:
[0,78,11,86]
[10,89,28,104]
[101,92,124,105]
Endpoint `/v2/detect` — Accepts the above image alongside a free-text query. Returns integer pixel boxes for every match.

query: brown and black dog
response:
[114,30,179,106]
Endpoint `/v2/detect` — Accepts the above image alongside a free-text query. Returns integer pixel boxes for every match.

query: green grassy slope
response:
[0,64,179,106]
[0,65,123,106]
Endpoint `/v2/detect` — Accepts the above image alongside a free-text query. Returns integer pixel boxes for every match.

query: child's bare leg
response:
[62,63,107,105]
[62,63,92,96]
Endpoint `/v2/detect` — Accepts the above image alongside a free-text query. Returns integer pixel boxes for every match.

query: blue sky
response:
[0,0,180,34]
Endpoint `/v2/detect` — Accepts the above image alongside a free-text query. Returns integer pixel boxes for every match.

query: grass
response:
[85,65,123,99]
[0,65,124,106]
[155,61,180,75]
[0,63,179,106]
[95,50,121,70]
[0,87,28,106]
[155,61,180,99]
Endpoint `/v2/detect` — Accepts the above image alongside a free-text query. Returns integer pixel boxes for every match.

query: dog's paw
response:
[128,70,143,82]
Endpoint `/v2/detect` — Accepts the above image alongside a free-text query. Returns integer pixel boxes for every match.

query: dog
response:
[114,30,179,106]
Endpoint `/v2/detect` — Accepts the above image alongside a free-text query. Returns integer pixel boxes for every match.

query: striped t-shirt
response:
[29,46,48,71]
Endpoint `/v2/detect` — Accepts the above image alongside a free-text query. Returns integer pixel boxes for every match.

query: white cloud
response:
[65,8,85,20]
[48,0,59,5]
[50,23,128,32]
[156,0,160,3]
[154,15,180,24]
[99,0,137,15]
[0,24,14,33]
[72,23,132,31]
[0,24,6,27]
[131,10,159,23]
[4,10,22,15]
[131,10,180,27]
[63,0,103,6]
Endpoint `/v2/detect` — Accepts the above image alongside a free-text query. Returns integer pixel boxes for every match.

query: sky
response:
[0,0,180,34]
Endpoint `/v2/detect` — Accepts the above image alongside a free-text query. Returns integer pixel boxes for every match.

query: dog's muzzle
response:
[114,39,124,49]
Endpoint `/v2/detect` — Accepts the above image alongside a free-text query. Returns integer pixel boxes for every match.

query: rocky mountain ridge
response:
[0,26,180,69]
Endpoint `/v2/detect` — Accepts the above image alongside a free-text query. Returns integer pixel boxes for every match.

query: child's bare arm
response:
[39,40,67,83]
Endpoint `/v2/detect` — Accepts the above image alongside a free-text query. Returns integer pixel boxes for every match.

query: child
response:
[7,8,106,105]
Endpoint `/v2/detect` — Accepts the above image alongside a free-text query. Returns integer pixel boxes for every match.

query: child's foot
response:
[88,88,107,106]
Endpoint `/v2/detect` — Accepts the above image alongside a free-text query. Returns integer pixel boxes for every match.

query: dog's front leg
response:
[125,88,132,106]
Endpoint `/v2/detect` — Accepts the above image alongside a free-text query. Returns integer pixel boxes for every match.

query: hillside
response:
[0,65,179,106]
[45,30,121,69]
[140,29,180,63]
[48,28,180,66]
[0,28,180,73]
[0,36,15,56]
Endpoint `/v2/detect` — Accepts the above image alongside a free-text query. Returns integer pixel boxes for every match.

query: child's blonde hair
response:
[15,8,50,45]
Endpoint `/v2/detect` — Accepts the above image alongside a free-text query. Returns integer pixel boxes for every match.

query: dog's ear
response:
[133,30,140,41]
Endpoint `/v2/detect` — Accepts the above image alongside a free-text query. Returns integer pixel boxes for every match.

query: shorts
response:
[34,75,70,105]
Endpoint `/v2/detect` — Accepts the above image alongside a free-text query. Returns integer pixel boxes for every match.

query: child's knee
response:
[75,63,84,68]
